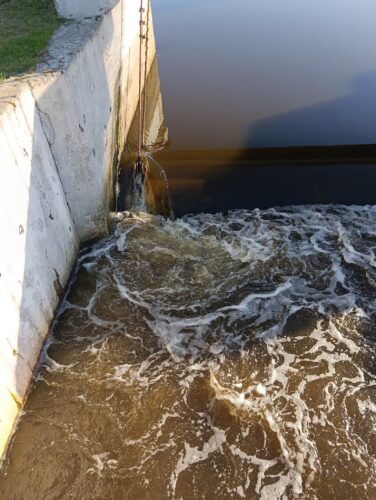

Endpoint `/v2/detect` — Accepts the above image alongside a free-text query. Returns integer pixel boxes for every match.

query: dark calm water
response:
[154,0,376,150]
[154,148,376,217]
[153,0,376,214]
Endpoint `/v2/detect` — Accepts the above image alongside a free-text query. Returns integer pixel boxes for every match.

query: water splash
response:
[118,153,173,218]
[2,206,376,499]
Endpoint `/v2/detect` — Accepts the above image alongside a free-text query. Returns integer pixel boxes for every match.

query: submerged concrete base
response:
[0,0,156,461]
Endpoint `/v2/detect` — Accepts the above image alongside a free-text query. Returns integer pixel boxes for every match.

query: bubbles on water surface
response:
[1,205,376,499]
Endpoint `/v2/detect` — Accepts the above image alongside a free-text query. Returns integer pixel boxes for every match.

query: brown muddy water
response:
[1,207,376,499]
[2,2,376,499]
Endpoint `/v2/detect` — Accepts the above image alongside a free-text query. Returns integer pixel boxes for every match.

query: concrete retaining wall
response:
[0,0,156,460]
[0,82,80,457]
[34,0,155,242]
[55,0,120,19]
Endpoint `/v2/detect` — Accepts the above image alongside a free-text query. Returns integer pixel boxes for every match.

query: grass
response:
[0,0,61,81]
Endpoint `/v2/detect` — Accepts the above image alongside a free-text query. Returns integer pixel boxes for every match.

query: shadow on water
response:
[157,150,376,217]
[155,71,376,217]
[247,71,376,148]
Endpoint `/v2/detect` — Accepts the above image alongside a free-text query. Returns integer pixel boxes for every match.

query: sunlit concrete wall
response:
[0,0,155,460]
[32,7,123,242]
[119,1,156,153]
[0,82,79,457]
[55,0,120,19]
[31,0,155,242]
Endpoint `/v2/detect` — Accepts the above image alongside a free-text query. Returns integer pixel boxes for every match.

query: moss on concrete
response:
[0,0,61,81]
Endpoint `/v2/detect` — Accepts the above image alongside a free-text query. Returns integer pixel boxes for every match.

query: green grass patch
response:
[0,0,61,80]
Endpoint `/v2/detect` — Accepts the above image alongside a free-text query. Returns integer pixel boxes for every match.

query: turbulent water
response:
[2,205,376,499]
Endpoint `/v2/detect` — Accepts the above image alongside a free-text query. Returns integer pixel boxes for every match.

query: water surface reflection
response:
[154,0,376,149]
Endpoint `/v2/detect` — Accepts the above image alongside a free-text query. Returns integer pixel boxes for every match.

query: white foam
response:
[170,427,227,493]
[54,205,376,497]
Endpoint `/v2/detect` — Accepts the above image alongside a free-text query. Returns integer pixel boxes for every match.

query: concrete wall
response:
[32,0,156,242]
[121,55,167,162]
[0,0,156,460]
[0,82,79,457]
[119,0,156,161]
[32,9,122,242]
[55,0,120,19]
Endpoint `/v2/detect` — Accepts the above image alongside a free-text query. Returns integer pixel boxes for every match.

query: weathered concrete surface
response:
[0,81,79,457]
[31,7,123,242]
[121,55,168,162]
[54,0,119,19]
[32,0,156,242]
[0,0,156,460]
[143,57,168,147]
[119,0,157,173]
